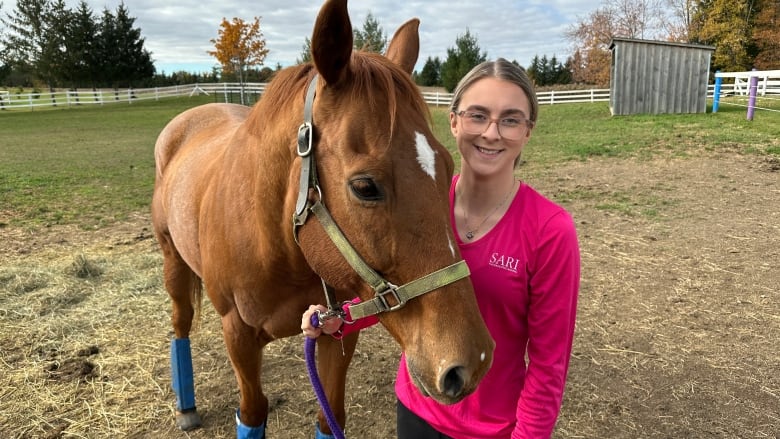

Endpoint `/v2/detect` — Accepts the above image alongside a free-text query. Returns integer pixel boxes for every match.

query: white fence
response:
[711,69,780,116]
[1,77,778,111]
[0,83,611,111]
[423,88,611,107]
[714,70,780,96]
[0,83,268,110]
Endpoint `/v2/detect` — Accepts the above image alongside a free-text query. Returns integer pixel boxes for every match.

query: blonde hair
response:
[450,58,538,122]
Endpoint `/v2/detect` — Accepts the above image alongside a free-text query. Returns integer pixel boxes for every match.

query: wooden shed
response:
[609,37,715,115]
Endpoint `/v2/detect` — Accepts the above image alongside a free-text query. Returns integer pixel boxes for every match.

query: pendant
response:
[465,231,474,240]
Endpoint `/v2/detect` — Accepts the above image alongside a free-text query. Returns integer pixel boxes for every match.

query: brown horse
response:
[151,0,494,437]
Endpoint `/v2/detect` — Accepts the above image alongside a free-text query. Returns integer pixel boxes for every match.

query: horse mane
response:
[348,52,432,139]
[250,51,431,140]
[254,63,315,117]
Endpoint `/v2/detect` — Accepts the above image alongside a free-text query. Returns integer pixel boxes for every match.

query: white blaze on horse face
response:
[414,132,436,180]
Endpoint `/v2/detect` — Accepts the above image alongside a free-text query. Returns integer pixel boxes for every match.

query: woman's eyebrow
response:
[465,104,527,117]
[501,109,528,118]
[466,104,528,118]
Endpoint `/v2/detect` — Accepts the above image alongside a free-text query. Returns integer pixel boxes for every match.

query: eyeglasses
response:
[456,110,534,140]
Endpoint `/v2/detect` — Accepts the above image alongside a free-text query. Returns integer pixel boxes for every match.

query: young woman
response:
[303,58,580,439]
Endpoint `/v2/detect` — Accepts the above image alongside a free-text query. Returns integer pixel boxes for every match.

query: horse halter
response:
[292,74,470,321]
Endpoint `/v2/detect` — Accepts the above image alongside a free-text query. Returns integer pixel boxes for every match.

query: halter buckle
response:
[375,283,403,312]
[297,122,313,157]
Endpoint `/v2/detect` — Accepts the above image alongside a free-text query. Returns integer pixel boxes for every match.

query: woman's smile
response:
[475,144,504,156]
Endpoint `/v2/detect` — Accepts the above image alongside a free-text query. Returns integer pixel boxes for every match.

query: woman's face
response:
[450,77,533,177]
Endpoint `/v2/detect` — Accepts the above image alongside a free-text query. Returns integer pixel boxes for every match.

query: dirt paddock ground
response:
[1,151,778,438]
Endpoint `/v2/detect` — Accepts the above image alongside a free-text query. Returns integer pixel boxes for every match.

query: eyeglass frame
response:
[455,110,535,140]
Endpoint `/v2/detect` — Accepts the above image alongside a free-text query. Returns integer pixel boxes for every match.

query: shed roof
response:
[609,37,715,52]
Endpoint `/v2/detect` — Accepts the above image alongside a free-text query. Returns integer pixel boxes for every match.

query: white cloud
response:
[0,0,602,73]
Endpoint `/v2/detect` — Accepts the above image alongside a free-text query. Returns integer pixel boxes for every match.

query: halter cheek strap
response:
[293,74,320,231]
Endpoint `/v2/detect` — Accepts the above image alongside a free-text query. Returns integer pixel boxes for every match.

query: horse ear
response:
[311,0,353,85]
[385,18,420,75]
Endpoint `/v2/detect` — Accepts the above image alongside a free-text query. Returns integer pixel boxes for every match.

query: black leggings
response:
[396,399,453,439]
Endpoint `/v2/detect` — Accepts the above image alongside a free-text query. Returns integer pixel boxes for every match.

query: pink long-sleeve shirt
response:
[338,177,580,438]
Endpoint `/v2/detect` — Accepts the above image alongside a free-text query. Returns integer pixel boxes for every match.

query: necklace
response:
[461,181,516,240]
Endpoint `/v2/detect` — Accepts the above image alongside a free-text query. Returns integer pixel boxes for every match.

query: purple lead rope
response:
[305,314,346,439]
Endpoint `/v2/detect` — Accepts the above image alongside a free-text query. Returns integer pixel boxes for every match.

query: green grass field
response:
[1,94,778,229]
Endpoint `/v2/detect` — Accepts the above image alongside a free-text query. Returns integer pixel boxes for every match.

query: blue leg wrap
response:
[170,337,196,411]
[236,409,266,439]
[315,422,336,439]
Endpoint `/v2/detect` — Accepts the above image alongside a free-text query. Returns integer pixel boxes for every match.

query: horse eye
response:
[349,177,383,201]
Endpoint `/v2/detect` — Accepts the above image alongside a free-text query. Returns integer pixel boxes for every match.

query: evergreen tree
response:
[0,62,9,85]
[539,55,551,85]
[556,58,573,85]
[37,0,70,87]
[111,3,154,86]
[353,12,386,53]
[95,3,154,87]
[527,55,541,85]
[2,0,153,87]
[416,56,441,86]
[296,36,312,64]
[526,54,573,86]
[1,0,48,81]
[63,1,98,87]
[440,29,487,92]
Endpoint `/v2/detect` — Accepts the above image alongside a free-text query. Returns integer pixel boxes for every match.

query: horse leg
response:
[222,309,269,439]
[314,332,359,438]
[158,232,202,431]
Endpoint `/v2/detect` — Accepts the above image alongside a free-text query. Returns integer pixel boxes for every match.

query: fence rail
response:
[0,83,615,111]
[714,70,780,96]
[2,78,779,112]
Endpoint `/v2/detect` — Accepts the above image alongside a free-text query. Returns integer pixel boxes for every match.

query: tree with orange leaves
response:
[752,0,780,70]
[208,16,269,103]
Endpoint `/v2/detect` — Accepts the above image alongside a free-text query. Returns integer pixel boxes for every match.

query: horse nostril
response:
[441,365,467,399]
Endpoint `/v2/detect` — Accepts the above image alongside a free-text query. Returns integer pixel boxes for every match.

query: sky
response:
[1,0,604,74]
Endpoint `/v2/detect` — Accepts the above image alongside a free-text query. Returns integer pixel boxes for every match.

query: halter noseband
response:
[292,74,470,320]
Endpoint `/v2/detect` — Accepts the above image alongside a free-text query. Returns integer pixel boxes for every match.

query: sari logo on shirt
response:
[489,252,519,273]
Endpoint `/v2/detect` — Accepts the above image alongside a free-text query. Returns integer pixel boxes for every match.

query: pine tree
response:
[111,3,154,86]
[1,0,49,81]
[527,55,541,85]
[416,56,441,87]
[440,29,487,92]
[63,1,98,87]
[37,0,70,87]
[296,36,312,64]
[353,12,386,53]
[93,3,154,87]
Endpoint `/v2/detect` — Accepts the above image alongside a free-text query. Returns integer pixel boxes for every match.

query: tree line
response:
[1,0,778,91]
[0,0,159,88]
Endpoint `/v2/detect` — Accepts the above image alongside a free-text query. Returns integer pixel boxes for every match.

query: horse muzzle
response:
[405,339,494,405]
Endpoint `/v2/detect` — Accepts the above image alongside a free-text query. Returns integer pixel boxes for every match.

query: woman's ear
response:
[449,112,458,137]
[524,123,534,140]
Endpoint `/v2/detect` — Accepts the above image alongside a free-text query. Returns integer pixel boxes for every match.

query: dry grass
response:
[0,219,398,439]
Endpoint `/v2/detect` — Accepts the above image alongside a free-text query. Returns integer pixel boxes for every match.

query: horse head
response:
[294,0,495,404]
